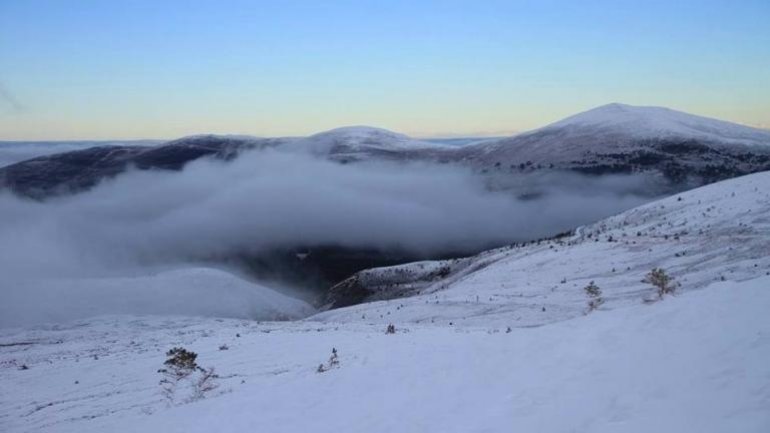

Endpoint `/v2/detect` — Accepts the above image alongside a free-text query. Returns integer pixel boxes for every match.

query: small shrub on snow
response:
[317,348,340,373]
[191,367,219,402]
[161,347,198,379]
[385,324,396,334]
[329,348,340,368]
[158,347,219,404]
[584,281,604,312]
[643,268,675,299]
[433,265,451,279]
[584,281,601,298]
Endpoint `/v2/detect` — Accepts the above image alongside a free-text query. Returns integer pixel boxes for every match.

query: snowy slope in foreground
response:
[0,268,314,328]
[1,277,768,432]
[317,171,770,325]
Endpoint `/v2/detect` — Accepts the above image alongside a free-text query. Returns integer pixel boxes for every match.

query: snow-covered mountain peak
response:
[289,125,445,157]
[309,125,411,141]
[544,103,770,144]
[551,103,705,130]
[305,126,416,150]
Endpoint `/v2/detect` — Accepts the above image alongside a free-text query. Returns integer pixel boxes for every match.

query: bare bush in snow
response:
[643,268,676,300]
[191,367,219,402]
[584,281,604,312]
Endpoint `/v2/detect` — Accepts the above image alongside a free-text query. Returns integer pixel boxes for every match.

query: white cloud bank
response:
[0,148,655,325]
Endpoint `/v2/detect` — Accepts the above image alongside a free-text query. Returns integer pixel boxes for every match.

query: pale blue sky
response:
[0,0,768,139]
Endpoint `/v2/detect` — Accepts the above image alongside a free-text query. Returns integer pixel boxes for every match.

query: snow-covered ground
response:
[1,276,768,432]
[1,172,769,432]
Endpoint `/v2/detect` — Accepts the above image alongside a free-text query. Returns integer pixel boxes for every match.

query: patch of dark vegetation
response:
[322,274,374,309]
[573,138,770,186]
[626,150,667,165]
[657,140,710,155]
[323,258,470,309]
[229,244,494,305]
[570,163,633,176]
[0,136,269,199]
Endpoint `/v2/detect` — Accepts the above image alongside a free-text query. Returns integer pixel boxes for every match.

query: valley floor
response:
[2,276,769,433]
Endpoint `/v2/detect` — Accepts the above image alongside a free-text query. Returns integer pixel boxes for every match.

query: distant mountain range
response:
[0,104,770,199]
[2,103,769,200]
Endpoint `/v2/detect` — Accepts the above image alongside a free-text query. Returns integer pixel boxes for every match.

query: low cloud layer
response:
[0,148,656,326]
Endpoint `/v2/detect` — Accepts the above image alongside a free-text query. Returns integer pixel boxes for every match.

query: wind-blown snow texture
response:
[1,172,769,432]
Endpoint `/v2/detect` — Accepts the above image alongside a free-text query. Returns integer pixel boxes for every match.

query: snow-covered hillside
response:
[318,171,770,325]
[459,104,770,182]
[549,103,770,145]
[1,173,769,432]
[0,141,162,169]
[0,136,266,199]
[1,276,768,432]
[284,126,448,161]
[0,128,448,199]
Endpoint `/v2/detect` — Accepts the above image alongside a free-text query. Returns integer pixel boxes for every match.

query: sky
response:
[0,0,768,140]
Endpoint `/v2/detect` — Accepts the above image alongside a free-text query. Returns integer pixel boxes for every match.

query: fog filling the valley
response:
[0,147,657,326]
